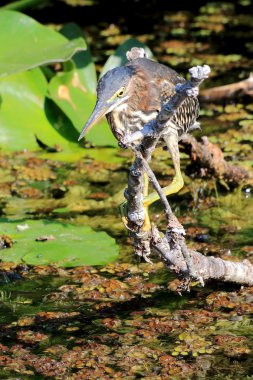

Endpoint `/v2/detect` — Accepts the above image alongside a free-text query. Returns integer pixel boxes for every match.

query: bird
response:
[78,49,200,231]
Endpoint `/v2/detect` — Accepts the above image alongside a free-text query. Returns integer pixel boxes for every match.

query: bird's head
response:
[78,65,134,141]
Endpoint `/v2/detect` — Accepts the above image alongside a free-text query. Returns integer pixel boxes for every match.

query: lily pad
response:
[60,22,97,94]
[0,68,80,151]
[0,10,87,77]
[0,220,118,266]
[48,69,118,147]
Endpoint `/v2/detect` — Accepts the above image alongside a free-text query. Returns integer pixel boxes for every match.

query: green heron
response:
[78,54,199,230]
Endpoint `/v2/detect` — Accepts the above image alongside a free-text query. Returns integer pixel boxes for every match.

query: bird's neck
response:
[107,68,160,140]
[107,102,157,143]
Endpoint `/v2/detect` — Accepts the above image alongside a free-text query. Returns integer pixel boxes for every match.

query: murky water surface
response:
[0,1,253,378]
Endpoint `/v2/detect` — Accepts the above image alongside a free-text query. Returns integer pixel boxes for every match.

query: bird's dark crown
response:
[97,66,134,101]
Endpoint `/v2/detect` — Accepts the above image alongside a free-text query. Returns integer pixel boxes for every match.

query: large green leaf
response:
[0,10,87,77]
[0,68,80,151]
[1,0,50,11]
[0,220,118,266]
[48,70,118,147]
[60,23,97,94]
[100,38,154,78]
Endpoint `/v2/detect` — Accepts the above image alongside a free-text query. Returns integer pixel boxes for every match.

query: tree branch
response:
[180,134,251,187]
[151,227,253,286]
[199,73,253,103]
[120,47,253,290]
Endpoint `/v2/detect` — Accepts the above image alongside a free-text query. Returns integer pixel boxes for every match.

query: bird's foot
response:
[119,201,151,232]
[119,120,158,147]
[119,201,130,230]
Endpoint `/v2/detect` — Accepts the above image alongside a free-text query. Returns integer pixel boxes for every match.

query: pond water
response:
[0,134,252,379]
[0,0,253,378]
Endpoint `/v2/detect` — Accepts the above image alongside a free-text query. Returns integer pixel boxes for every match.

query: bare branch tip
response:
[126,47,147,61]
[189,65,211,80]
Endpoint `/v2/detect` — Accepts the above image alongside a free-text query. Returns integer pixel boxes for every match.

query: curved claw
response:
[119,200,151,233]
[118,201,131,230]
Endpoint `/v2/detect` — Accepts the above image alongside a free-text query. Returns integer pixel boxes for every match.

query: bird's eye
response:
[117,87,125,97]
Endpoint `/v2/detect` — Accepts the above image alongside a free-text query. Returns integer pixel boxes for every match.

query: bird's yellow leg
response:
[143,132,184,207]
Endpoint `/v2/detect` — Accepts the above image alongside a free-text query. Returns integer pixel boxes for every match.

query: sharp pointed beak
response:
[78,102,108,141]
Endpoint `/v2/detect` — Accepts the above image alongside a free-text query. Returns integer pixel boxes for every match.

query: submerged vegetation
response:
[0,0,253,378]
